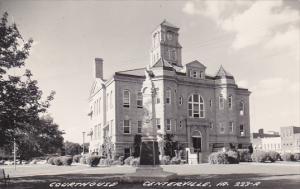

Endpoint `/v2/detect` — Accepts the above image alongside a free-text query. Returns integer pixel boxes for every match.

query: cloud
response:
[252,77,299,97]
[182,0,300,50]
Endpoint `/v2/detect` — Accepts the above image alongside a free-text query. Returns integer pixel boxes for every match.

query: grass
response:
[1,162,299,189]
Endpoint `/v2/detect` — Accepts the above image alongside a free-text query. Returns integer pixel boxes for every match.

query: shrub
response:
[79,155,88,164]
[160,156,171,165]
[251,151,269,162]
[268,151,280,162]
[293,153,300,161]
[130,158,140,166]
[86,155,101,167]
[170,157,181,165]
[281,153,296,161]
[238,150,252,162]
[208,152,228,164]
[111,160,122,165]
[47,157,55,165]
[61,156,73,166]
[124,156,134,165]
[118,156,124,165]
[226,150,239,164]
[73,155,82,163]
[53,157,63,166]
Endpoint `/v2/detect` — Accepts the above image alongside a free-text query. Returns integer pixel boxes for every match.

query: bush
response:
[130,158,140,166]
[226,150,239,164]
[238,149,251,162]
[73,155,82,163]
[251,151,269,162]
[47,157,55,165]
[160,156,171,165]
[281,153,296,161]
[208,152,228,164]
[99,158,113,166]
[170,157,181,164]
[111,160,122,165]
[79,155,88,164]
[61,156,73,166]
[293,153,300,161]
[86,155,101,167]
[124,156,134,165]
[268,151,280,162]
[53,157,63,166]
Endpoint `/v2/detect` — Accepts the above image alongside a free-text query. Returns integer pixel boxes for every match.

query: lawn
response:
[1,162,299,189]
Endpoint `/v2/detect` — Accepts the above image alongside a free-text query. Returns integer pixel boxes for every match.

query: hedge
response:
[86,155,101,167]
[53,157,63,166]
[208,152,229,164]
[293,153,300,161]
[160,156,171,165]
[61,156,73,166]
[238,150,252,162]
[73,155,82,163]
[226,150,239,164]
[124,156,134,165]
[281,153,296,161]
[47,157,55,165]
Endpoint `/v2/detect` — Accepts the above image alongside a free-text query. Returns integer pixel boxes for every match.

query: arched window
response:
[166,89,171,104]
[188,94,205,118]
[239,101,244,115]
[179,96,183,105]
[228,95,233,109]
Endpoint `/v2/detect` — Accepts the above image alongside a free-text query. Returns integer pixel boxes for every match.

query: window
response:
[179,120,183,128]
[137,121,142,134]
[188,94,205,118]
[229,121,234,133]
[179,96,183,105]
[228,95,232,109]
[123,120,131,134]
[166,119,171,131]
[220,123,225,133]
[99,98,101,115]
[240,124,245,136]
[239,101,244,115]
[200,71,204,79]
[156,118,161,130]
[123,90,130,108]
[209,99,213,109]
[219,95,224,109]
[98,124,101,138]
[166,89,171,104]
[110,91,113,109]
[210,122,214,129]
[156,88,160,104]
[137,92,143,108]
[192,71,197,78]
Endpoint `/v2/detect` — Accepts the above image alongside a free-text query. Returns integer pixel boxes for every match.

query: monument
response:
[122,69,177,182]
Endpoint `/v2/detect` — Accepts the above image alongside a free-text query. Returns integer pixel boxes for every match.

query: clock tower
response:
[150,20,182,67]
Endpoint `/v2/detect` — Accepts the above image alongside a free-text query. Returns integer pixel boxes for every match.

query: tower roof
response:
[215,65,234,79]
[160,20,179,29]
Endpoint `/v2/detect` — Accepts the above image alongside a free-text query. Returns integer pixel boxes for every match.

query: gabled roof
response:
[115,67,146,77]
[152,58,173,68]
[186,60,206,69]
[216,65,234,78]
[161,20,179,29]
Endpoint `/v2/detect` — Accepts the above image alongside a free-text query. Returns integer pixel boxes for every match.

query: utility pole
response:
[82,132,86,155]
[13,138,16,170]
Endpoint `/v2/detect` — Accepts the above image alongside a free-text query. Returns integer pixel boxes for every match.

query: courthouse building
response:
[88,21,251,161]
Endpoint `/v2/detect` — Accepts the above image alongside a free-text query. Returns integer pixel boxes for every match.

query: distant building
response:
[251,127,300,153]
[251,129,281,151]
[281,126,300,153]
[88,20,251,162]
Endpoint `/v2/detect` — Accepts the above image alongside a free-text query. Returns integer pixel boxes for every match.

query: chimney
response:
[95,58,103,79]
[258,129,264,135]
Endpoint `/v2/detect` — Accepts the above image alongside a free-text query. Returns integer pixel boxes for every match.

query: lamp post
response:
[82,132,86,155]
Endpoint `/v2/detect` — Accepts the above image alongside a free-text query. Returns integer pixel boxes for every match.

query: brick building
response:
[280,126,300,153]
[88,21,251,162]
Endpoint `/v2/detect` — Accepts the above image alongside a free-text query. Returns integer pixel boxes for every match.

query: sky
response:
[0,0,299,143]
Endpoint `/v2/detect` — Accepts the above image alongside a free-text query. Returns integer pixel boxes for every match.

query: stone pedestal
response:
[122,166,177,182]
[140,140,160,165]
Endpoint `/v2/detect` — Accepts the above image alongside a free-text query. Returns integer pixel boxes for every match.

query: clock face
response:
[167,32,173,40]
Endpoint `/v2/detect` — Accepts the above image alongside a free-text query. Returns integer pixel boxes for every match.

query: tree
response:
[13,115,64,161]
[0,12,55,147]
[164,134,178,158]
[64,141,81,156]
